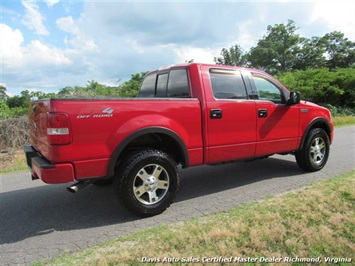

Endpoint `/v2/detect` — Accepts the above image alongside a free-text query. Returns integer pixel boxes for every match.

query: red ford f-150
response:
[25,63,334,216]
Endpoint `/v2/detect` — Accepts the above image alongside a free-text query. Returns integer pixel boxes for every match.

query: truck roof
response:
[150,62,262,75]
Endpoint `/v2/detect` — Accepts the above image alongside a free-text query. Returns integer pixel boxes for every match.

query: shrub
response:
[0,101,12,120]
[0,116,30,152]
[325,104,355,116]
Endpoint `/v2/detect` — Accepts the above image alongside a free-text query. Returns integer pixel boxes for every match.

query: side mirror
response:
[288,91,301,105]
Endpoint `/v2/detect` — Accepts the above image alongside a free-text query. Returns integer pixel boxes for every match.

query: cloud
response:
[56,16,79,35]
[1,23,71,68]
[80,2,248,47]
[1,23,73,92]
[56,16,98,51]
[24,40,72,66]
[234,20,258,50]
[44,0,59,8]
[1,24,24,65]
[310,0,355,40]
[21,0,49,36]
[173,46,216,64]
[62,1,254,73]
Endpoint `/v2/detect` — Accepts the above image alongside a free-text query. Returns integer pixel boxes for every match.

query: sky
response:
[1,0,355,96]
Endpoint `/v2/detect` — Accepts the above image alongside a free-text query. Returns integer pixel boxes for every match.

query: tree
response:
[248,20,301,74]
[4,90,31,117]
[0,85,8,102]
[86,80,101,91]
[214,44,247,66]
[6,96,25,108]
[85,80,113,96]
[58,86,75,97]
[321,31,355,70]
[335,68,355,108]
[29,90,56,99]
[119,72,148,97]
[0,101,11,119]
[293,37,326,70]
[276,68,349,107]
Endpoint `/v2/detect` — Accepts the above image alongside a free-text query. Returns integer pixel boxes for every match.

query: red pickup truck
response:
[25,63,334,216]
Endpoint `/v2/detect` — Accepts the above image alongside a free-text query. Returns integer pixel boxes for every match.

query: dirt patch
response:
[0,150,27,173]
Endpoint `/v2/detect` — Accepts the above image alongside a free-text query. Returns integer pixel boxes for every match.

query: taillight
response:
[47,113,71,145]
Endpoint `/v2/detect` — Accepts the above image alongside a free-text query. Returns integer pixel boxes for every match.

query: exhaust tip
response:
[67,180,92,193]
[67,186,78,193]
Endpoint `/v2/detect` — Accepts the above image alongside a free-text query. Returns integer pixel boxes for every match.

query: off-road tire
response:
[296,128,330,172]
[113,149,179,217]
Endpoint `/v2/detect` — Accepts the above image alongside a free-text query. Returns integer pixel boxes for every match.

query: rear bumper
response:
[24,145,75,184]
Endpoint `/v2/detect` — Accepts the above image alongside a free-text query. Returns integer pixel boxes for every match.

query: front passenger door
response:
[252,74,300,157]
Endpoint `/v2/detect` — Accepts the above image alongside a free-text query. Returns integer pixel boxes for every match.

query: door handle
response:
[258,109,268,118]
[210,109,222,119]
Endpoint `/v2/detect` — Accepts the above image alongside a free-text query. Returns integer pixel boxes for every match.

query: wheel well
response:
[121,133,186,164]
[108,129,189,178]
[310,121,331,137]
[299,119,332,150]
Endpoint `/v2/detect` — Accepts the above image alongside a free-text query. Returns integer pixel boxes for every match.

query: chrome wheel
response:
[114,149,179,217]
[133,164,169,205]
[309,137,326,165]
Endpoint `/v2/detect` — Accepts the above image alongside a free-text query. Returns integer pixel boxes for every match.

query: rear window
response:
[139,69,190,98]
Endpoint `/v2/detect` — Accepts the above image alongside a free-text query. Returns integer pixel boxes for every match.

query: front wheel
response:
[114,150,179,217]
[296,128,330,172]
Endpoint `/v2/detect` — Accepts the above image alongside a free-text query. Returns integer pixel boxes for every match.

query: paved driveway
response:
[1,126,354,265]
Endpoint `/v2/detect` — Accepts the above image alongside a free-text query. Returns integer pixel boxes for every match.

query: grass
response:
[32,170,355,266]
[0,149,27,174]
[332,115,355,127]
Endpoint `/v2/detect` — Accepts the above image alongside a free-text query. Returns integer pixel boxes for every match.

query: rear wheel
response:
[296,128,330,172]
[114,149,179,217]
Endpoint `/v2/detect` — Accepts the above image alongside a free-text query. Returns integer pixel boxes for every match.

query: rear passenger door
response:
[202,67,257,163]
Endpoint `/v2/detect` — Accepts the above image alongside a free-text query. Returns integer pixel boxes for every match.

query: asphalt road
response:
[1,126,354,265]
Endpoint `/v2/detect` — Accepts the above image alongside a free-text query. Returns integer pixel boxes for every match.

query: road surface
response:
[1,126,354,265]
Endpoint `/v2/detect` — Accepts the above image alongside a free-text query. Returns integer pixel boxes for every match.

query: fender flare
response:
[107,127,189,177]
[298,117,332,150]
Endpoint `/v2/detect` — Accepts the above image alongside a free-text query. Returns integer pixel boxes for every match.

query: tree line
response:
[0,72,147,119]
[1,20,354,120]
[214,20,355,73]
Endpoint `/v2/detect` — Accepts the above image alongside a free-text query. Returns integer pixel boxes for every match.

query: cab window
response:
[210,69,247,99]
[253,76,284,104]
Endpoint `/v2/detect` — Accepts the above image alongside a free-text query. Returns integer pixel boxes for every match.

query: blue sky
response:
[1,0,355,96]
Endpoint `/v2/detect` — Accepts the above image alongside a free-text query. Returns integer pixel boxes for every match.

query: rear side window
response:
[210,69,247,99]
[139,74,156,97]
[139,68,190,98]
[156,74,168,97]
[168,69,190,97]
